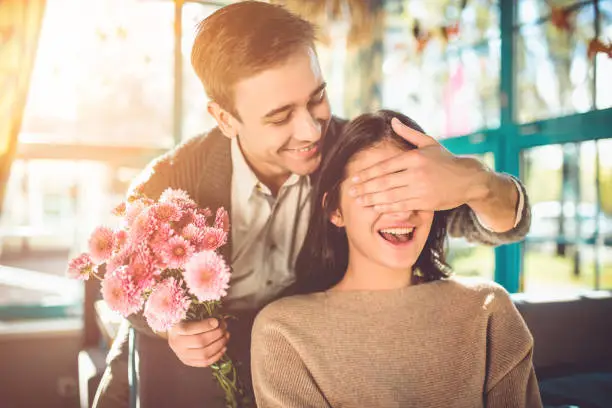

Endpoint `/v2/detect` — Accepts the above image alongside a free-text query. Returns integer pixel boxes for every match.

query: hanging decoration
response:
[412,19,431,54]
[441,22,460,43]
[546,0,575,32]
[411,0,468,55]
[273,0,377,48]
[441,0,467,44]
[587,38,612,59]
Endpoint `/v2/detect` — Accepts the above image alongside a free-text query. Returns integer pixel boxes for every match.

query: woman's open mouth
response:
[378,227,415,245]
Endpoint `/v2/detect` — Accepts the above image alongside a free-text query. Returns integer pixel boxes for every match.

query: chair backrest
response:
[512,291,612,378]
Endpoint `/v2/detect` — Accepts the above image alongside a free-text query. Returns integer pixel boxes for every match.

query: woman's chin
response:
[377,257,417,273]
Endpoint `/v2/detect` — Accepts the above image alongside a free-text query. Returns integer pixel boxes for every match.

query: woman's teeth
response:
[379,227,414,235]
[378,227,415,244]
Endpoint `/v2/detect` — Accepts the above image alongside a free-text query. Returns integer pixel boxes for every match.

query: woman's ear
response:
[329,209,345,227]
[322,193,345,227]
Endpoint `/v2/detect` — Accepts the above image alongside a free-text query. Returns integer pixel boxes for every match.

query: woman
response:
[250,110,542,408]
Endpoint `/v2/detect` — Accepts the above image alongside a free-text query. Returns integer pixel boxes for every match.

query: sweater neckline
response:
[319,278,448,302]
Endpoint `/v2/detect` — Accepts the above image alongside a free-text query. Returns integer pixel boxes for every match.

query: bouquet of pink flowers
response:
[67,188,249,408]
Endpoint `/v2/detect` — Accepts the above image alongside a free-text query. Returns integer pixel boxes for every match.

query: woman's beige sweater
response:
[251,278,543,408]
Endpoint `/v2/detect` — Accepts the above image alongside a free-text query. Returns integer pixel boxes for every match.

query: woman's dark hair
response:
[295,110,452,294]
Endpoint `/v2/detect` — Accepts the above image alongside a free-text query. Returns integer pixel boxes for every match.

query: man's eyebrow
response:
[309,82,327,99]
[263,82,327,119]
[263,103,294,119]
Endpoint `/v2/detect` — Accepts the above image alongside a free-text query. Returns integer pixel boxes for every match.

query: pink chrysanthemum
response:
[192,211,209,230]
[127,251,156,290]
[160,188,197,210]
[183,251,230,302]
[126,199,148,227]
[174,210,194,231]
[161,236,195,269]
[201,227,228,251]
[143,278,191,332]
[197,207,212,218]
[112,201,127,217]
[214,207,230,233]
[151,202,183,224]
[106,247,130,275]
[100,266,144,317]
[113,229,129,253]
[149,223,174,251]
[66,253,95,280]
[88,226,115,263]
[181,223,205,248]
[129,208,158,244]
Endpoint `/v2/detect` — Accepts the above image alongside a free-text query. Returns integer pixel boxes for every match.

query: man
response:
[93,2,530,407]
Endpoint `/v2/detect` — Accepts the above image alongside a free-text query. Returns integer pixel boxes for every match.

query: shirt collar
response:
[231,137,260,208]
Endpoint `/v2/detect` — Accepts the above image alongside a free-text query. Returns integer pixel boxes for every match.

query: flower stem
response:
[210,353,252,407]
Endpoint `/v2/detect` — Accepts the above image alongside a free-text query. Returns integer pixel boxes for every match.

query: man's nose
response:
[294,111,321,142]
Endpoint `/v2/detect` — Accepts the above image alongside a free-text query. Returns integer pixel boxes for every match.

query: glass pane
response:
[20,0,174,148]
[596,0,612,110]
[181,3,221,141]
[1,159,130,252]
[518,0,578,25]
[382,0,500,138]
[516,2,596,123]
[598,138,612,289]
[447,152,495,280]
[0,265,81,309]
[523,243,597,293]
[521,139,612,292]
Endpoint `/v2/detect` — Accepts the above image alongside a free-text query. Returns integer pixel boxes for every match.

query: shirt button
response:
[269,243,277,251]
[266,280,273,286]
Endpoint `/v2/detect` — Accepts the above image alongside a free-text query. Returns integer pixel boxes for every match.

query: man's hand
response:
[349,117,519,232]
[349,117,491,213]
[167,318,229,368]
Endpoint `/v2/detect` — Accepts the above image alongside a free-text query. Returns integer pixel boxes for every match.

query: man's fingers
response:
[349,171,410,198]
[179,332,230,361]
[351,152,411,184]
[372,200,424,213]
[182,327,227,349]
[183,346,228,368]
[391,117,437,148]
[174,318,219,335]
[356,186,416,208]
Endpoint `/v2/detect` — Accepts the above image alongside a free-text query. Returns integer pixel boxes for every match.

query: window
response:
[447,153,496,280]
[1,0,176,319]
[522,139,612,293]
[596,1,612,109]
[21,0,175,147]
[181,2,221,141]
[382,0,501,138]
[515,0,610,123]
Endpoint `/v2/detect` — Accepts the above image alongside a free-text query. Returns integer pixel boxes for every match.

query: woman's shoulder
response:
[443,276,508,292]
[439,276,514,310]
[254,293,326,331]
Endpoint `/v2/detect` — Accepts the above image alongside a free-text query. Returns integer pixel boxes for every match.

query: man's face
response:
[230,47,331,183]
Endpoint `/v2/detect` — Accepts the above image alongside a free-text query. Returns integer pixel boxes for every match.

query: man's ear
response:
[208,101,238,139]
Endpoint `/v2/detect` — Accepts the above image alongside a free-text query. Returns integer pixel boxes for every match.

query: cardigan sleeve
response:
[446,175,531,246]
[484,286,543,408]
[251,309,331,408]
